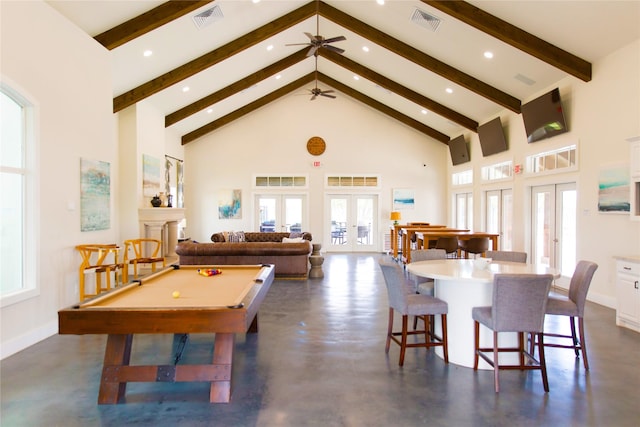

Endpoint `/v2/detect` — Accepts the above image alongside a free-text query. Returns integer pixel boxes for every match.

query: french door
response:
[531,183,576,287]
[325,194,377,252]
[485,189,513,251]
[255,194,306,233]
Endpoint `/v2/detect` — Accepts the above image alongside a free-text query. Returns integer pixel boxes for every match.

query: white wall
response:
[452,40,640,308]
[1,1,114,357]
[184,91,449,245]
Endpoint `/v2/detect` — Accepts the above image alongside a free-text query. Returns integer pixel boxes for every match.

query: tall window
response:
[1,84,36,304]
[454,192,473,230]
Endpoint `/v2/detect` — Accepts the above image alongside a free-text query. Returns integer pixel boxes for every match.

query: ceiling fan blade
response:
[286,42,312,47]
[323,35,346,44]
[320,93,336,99]
[310,93,318,101]
[321,89,335,94]
[323,45,345,55]
[306,46,319,57]
[304,32,316,42]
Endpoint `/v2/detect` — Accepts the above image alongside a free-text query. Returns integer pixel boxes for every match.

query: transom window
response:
[527,145,577,174]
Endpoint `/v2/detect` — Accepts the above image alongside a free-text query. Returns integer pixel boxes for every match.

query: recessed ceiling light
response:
[143,50,153,57]
[275,74,281,80]
[362,46,370,53]
[182,86,190,93]
[421,109,428,115]
[484,51,494,59]
[252,0,261,3]
[353,75,360,81]
[377,0,385,5]
[266,44,274,51]
[445,87,453,94]
[207,108,213,114]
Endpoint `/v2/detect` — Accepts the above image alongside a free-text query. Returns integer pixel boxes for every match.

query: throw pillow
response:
[282,237,304,243]
[227,231,246,242]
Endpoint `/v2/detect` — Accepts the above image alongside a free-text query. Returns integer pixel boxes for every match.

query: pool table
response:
[58,264,275,404]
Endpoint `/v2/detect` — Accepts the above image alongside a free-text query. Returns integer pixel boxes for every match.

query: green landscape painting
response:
[80,158,110,231]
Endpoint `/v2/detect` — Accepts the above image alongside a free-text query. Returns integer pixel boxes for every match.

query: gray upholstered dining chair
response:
[408,249,446,296]
[379,258,449,366]
[472,273,554,393]
[485,250,527,263]
[539,260,598,370]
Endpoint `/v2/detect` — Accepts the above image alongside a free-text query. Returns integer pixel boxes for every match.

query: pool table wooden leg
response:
[99,334,132,404]
[210,333,234,403]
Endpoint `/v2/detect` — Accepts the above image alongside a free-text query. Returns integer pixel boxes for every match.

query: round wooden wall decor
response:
[306,136,326,156]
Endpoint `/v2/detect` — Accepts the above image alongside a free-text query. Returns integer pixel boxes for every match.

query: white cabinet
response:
[615,257,640,332]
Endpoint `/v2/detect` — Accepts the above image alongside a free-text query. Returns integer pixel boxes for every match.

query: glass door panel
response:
[531,183,576,288]
[485,189,513,251]
[326,194,377,252]
[255,194,306,233]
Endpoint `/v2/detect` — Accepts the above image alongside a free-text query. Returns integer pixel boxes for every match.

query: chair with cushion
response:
[123,238,165,282]
[472,273,554,393]
[435,237,459,258]
[408,249,446,296]
[76,244,123,301]
[459,237,490,259]
[379,258,449,366]
[540,260,598,370]
[485,250,527,263]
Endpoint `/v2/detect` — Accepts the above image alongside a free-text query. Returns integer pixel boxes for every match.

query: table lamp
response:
[390,211,401,225]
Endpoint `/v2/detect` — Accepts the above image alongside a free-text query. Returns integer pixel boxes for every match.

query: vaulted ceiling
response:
[47,0,640,146]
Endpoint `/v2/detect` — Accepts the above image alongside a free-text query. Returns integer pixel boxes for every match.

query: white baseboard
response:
[1,320,57,360]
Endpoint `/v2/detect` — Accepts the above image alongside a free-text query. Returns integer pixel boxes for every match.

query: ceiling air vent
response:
[411,8,442,32]
[192,5,223,29]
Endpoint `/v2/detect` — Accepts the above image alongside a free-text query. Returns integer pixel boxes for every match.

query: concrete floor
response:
[2,253,640,427]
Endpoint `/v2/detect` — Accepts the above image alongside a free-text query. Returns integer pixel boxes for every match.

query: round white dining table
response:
[406,259,560,369]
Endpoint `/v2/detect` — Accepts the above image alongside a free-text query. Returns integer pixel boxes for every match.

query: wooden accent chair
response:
[485,250,527,263]
[472,273,554,393]
[76,244,122,301]
[379,258,449,366]
[123,238,165,282]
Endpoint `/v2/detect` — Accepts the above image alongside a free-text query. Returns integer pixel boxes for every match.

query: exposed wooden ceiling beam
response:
[94,1,213,50]
[319,1,521,113]
[166,48,311,127]
[113,1,317,113]
[318,49,478,132]
[168,46,476,135]
[182,74,316,144]
[424,1,592,82]
[182,71,450,145]
[317,73,450,144]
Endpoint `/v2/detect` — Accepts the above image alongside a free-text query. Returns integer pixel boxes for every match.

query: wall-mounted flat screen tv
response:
[521,88,568,143]
[448,135,469,165]
[478,117,508,156]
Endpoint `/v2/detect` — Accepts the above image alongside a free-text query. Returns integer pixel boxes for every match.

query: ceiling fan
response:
[307,56,335,101]
[285,1,346,57]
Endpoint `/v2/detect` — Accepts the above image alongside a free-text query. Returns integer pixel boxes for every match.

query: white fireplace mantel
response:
[138,208,186,223]
[138,208,186,257]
